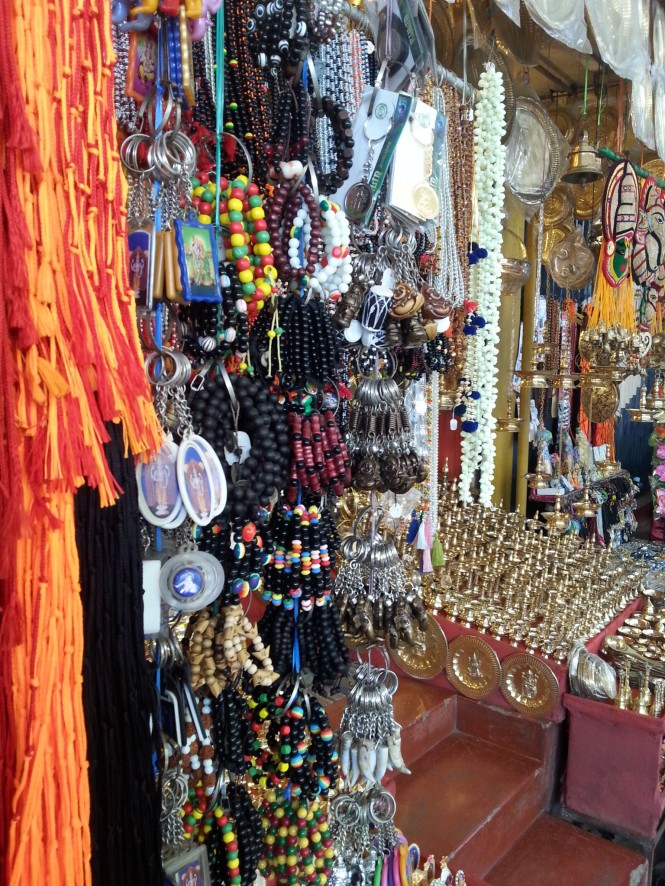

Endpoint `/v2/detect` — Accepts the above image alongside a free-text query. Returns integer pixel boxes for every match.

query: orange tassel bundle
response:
[0,0,161,881]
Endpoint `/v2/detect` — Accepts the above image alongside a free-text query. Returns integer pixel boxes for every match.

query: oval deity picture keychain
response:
[187,433,228,518]
[136,436,183,527]
[176,436,217,526]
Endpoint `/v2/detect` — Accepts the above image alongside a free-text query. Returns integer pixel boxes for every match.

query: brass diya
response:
[496,396,523,433]
[523,471,551,490]
[572,486,600,519]
[540,495,570,534]
[626,386,654,423]
[551,372,580,391]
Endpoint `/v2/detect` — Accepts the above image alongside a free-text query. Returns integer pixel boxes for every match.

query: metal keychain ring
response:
[368,788,396,824]
[120,132,154,176]
[149,132,196,182]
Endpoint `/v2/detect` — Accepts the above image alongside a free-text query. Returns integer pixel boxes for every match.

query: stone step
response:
[486,813,649,886]
[394,732,547,879]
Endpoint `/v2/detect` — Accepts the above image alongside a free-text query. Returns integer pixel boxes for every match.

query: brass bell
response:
[561,131,604,186]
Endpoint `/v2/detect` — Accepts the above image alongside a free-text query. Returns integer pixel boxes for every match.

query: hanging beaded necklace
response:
[224,0,273,179]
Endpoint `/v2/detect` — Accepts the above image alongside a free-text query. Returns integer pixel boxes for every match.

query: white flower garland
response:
[458,65,507,506]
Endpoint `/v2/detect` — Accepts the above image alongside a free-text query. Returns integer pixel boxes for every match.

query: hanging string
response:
[214,2,224,232]
[582,57,589,119]
[617,78,625,152]
[596,64,605,136]
[1,494,90,886]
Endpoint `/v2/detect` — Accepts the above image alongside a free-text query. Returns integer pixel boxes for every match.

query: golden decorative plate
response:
[446,635,501,699]
[543,224,571,265]
[544,185,573,228]
[390,613,448,680]
[581,381,619,423]
[574,178,605,221]
[500,653,560,717]
[644,158,665,182]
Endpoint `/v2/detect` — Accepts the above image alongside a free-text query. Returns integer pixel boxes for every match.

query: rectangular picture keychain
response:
[173,217,222,303]
[128,222,155,308]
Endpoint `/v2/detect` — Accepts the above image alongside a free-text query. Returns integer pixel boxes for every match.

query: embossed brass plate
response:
[390,614,448,680]
[446,635,501,699]
[500,652,560,717]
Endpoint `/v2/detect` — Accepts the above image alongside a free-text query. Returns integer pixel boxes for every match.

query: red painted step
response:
[486,814,649,886]
[393,732,548,879]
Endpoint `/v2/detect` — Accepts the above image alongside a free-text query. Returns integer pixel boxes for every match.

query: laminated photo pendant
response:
[188,433,227,518]
[345,182,373,221]
[176,437,216,526]
[136,437,182,527]
[159,550,225,611]
[412,182,439,220]
[161,498,187,530]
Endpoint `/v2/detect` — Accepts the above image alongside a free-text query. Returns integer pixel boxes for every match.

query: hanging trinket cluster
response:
[109,0,506,878]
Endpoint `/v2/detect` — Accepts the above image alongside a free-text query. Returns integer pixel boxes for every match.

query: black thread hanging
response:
[75,422,162,886]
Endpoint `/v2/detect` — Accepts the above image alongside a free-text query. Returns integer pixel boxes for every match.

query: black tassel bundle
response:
[75,423,162,886]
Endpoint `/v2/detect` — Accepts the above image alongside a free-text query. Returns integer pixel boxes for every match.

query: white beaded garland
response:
[459,65,507,507]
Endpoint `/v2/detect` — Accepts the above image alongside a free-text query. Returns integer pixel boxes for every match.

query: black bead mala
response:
[266,77,311,169]
[182,300,224,364]
[206,689,263,886]
[207,782,263,886]
[260,293,341,389]
[190,373,290,518]
[257,501,349,687]
[224,0,273,181]
[212,685,253,775]
[425,332,454,374]
[192,29,216,134]
[197,511,273,606]
[219,267,250,361]
[311,95,354,195]
[251,0,308,71]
